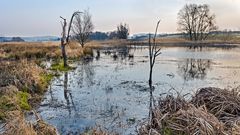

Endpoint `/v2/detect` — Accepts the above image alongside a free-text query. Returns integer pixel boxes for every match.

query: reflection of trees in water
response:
[97,97,126,132]
[178,59,212,81]
[95,50,100,60]
[102,46,134,61]
[76,60,95,87]
[63,72,76,115]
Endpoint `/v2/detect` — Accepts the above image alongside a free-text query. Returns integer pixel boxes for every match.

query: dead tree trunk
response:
[60,11,82,67]
[60,17,68,67]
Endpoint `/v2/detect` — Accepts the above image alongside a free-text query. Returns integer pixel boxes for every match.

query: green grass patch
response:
[38,73,55,93]
[50,61,74,71]
[41,73,54,83]
[17,91,31,110]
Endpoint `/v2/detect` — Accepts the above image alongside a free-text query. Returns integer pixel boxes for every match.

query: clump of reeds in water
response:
[139,87,240,135]
[192,87,240,134]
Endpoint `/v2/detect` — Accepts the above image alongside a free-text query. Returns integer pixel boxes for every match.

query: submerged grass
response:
[50,61,74,71]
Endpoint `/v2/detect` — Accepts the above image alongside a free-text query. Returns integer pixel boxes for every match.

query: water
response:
[37,45,240,134]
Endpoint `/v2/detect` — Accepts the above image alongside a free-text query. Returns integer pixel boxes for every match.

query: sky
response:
[0,0,240,36]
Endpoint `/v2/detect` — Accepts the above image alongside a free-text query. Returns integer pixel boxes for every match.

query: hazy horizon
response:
[1,0,240,37]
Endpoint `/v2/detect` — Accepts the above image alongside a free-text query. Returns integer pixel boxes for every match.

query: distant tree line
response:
[0,37,25,42]
[89,23,129,40]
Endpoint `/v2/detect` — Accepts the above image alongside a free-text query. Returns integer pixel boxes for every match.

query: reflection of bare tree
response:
[95,50,100,60]
[178,59,212,81]
[63,72,76,115]
[76,61,95,87]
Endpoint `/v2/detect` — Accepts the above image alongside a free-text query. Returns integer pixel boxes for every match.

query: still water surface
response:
[37,46,240,134]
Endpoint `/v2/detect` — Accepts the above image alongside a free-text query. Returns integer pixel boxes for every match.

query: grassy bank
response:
[0,60,58,135]
[0,40,99,134]
[0,41,92,134]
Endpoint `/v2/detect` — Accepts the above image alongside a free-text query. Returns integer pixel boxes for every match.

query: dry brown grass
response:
[0,41,84,60]
[3,112,57,135]
[0,85,57,135]
[192,87,240,133]
[0,59,58,135]
[157,93,189,114]
[0,60,44,92]
[192,87,240,121]
[139,87,240,135]
[33,120,58,135]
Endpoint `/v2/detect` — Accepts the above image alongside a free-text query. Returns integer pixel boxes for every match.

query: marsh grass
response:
[0,41,98,134]
[0,41,84,60]
[0,60,58,134]
[17,91,31,111]
[192,87,240,132]
[139,87,240,135]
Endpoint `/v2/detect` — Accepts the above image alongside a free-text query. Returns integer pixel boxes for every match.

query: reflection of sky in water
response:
[38,46,240,134]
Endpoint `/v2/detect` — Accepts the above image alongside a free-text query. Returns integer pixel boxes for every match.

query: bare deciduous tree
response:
[117,23,129,39]
[72,10,94,47]
[60,11,82,67]
[178,4,217,41]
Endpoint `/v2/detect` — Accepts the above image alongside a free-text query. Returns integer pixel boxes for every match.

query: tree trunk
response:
[61,43,67,67]
[61,17,67,67]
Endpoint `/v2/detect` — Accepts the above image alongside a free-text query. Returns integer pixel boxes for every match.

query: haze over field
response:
[1,0,240,36]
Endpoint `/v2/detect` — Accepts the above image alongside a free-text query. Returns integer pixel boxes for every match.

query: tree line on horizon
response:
[90,23,129,40]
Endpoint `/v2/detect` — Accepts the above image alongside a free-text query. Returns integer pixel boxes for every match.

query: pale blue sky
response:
[1,0,240,36]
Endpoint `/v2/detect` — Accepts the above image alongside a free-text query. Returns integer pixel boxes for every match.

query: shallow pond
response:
[37,45,240,134]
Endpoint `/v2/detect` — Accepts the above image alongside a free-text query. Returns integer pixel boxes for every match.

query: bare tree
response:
[60,11,82,67]
[117,23,129,39]
[148,20,161,123]
[72,10,94,47]
[178,4,217,41]
[149,20,161,87]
